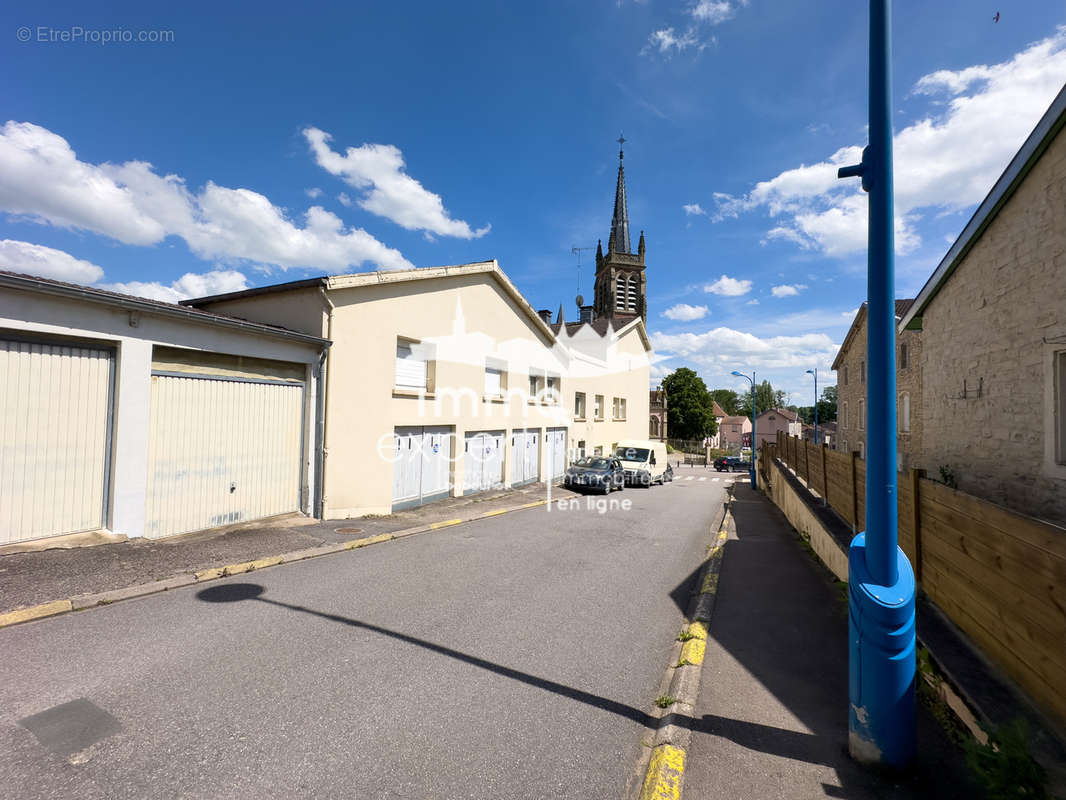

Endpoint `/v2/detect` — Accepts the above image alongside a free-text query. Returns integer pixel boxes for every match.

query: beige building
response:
[832,299,923,469]
[899,85,1066,526]
[719,415,751,451]
[189,261,651,518]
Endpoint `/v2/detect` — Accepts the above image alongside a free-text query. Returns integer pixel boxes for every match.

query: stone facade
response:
[649,388,667,440]
[832,301,923,470]
[916,121,1066,526]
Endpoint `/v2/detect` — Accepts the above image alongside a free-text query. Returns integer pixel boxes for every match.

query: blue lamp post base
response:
[847,533,917,767]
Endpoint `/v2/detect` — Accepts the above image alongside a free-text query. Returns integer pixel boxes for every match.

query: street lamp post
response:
[731,370,756,487]
[806,368,818,446]
[836,0,916,768]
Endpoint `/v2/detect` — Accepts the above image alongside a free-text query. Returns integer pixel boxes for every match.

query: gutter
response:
[314,287,336,519]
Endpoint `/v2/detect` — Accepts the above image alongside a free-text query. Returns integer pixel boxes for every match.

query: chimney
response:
[537,309,553,324]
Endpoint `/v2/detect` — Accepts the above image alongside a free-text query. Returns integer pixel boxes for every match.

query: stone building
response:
[593,137,647,325]
[649,387,667,440]
[755,407,799,449]
[898,85,1066,526]
[831,299,923,469]
[719,415,751,451]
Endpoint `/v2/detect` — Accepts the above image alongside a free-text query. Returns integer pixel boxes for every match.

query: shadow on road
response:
[197,582,654,727]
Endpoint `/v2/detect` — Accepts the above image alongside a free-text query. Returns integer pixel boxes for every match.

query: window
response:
[484,366,503,397]
[593,445,603,456]
[577,439,587,458]
[528,370,544,401]
[627,276,638,312]
[396,338,428,391]
[1056,350,1066,465]
[574,392,586,420]
[651,417,660,437]
[858,399,865,431]
[899,343,908,370]
[615,275,626,311]
[594,394,604,420]
[612,397,627,421]
[900,393,910,433]
[860,361,866,384]
[859,441,865,460]
[843,401,849,429]
[545,375,560,404]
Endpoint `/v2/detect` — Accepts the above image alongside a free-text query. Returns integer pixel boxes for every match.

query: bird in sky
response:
[994,11,1000,23]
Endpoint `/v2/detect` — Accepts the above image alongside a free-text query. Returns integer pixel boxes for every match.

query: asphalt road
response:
[0,467,738,800]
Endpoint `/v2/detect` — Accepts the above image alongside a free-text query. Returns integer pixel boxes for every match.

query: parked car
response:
[614,440,672,486]
[563,456,625,494]
[714,456,749,472]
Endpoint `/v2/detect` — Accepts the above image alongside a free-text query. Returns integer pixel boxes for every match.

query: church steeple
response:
[593,135,647,324]
[610,135,631,255]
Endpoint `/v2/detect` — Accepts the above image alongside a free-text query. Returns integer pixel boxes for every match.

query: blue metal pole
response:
[837,0,916,768]
[751,371,756,487]
[813,369,818,446]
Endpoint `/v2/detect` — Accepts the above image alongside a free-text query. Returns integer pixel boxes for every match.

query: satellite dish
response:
[576,294,585,307]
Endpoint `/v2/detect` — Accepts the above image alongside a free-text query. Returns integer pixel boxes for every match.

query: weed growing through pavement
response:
[655,695,676,709]
[676,658,691,668]
[677,629,697,642]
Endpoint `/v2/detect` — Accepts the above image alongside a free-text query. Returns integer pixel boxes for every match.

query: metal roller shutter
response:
[0,338,114,544]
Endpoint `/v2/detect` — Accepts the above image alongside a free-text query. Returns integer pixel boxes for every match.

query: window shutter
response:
[395,342,427,389]
[485,367,502,396]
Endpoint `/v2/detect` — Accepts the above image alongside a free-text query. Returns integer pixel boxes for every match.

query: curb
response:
[635,486,734,800]
[0,498,550,631]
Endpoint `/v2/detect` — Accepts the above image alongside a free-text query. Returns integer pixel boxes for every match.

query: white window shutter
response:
[396,343,427,389]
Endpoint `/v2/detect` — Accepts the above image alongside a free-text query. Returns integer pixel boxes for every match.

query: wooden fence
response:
[768,431,1066,733]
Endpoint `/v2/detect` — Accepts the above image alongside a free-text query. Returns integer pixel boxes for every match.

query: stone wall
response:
[919,124,1066,526]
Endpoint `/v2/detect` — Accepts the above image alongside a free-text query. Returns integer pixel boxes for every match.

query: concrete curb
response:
[0,498,550,631]
[634,486,735,800]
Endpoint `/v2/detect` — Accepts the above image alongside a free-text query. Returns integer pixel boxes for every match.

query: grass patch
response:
[677,629,698,642]
[655,695,677,709]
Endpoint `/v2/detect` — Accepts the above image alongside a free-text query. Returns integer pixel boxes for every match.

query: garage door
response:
[0,338,114,544]
[145,374,305,538]
[463,431,504,494]
[546,428,567,481]
[510,429,540,486]
[393,426,452,510]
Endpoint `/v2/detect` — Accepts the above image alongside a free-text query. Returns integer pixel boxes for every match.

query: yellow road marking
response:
[639,744,686,800]
[0,599,72,628]
[347,533,395,548]
[686,620,709,641]
[195,567,225,581]
[429,519,462,529]
[680,638,706,665]
[480,508,511,517]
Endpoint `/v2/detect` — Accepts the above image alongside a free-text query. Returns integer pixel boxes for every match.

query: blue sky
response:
[2,0,1065,402]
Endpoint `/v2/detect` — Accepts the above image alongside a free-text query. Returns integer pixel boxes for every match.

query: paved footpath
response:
[1,468,733,800]
[683,483,979,799]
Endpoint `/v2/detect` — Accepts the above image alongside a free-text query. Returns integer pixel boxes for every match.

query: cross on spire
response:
[618,133,625,159]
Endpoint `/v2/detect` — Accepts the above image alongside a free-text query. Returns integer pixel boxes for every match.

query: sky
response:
[2,0,1065,404]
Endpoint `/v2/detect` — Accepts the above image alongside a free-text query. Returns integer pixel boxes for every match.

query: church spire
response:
[610,134,631,255]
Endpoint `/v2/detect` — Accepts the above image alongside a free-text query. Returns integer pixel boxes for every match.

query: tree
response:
[737,379,778,418]
[661,368,718,440]
[708,388,740,416]
[816,385,838,423]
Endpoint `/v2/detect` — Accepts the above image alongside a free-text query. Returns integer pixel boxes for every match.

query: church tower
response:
[593,136,647,324]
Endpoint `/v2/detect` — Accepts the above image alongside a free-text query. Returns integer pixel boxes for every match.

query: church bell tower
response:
[593,135,647,324]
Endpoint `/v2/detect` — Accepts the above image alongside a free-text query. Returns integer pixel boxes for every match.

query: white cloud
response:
[338,192,353,207]
[303,127,489,239]
[690,0,745,25]
[714,29,1066,257]
[683,203,707,216]
[746,298,759,305]
[0,121,413,273]
[0,239,104,283]
[663,303,709,321]
[704,274,752,296]
[651,326,839,372]
[103,269,250,303]
[771,283,808,297]
[642,27,703,56]
[305,187,323,199]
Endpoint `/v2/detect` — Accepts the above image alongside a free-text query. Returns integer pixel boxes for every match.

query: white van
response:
[614,440,672,486]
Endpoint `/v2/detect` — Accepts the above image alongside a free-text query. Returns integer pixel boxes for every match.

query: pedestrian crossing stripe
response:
[698,477,706,481]
[685,476,694,481]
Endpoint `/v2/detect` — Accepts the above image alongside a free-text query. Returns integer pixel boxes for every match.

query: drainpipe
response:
[315,286,335,519]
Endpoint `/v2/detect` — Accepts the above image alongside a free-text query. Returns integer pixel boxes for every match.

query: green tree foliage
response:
[708,388,740,416]
[662,368,719,440]
[737,380,779,418]
[817,385,838,423]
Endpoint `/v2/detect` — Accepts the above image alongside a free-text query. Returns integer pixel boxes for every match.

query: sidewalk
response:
[0,482,552,618]
[683,483,980,799]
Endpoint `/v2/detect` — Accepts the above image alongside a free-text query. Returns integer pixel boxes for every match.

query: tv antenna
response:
[571,245,595,299]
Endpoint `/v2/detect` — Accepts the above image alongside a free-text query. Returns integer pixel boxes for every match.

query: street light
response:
[836,0,916,768]
[806,368,818,446]
[731,370,756,487]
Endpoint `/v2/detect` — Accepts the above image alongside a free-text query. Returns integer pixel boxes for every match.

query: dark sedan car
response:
[713,456,750,472]
[563,456,625,494]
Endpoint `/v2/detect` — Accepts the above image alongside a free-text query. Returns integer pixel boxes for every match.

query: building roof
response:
[0,270,330,347]
[831,299,915,370]
[758,407,798,420]
[721,415,749,426]
[711,400,727,417]
[185,260,558,345]
[899,83,1066,332]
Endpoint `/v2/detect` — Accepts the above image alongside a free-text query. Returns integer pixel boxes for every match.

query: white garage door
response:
[145,374,305,538]
[393,426,452,510]
[463,431,504,494]
[0,338,114,544]
[546,428,567,480]
[510,429,540,486]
